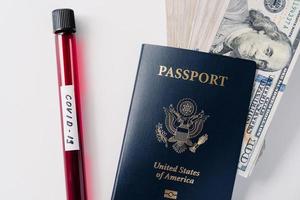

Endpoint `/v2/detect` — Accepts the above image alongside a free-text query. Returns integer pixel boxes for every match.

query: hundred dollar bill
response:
[165,0,199,48]
[209,0,300,177]
[165,0,230,50]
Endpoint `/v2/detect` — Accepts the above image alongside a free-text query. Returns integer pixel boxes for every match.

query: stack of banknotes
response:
[166,0,300,177]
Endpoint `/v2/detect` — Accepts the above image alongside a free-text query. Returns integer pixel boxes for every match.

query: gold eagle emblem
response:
[155,98,209,153]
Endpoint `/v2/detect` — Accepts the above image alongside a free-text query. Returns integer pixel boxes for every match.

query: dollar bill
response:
[165,0,230,50]
[209,0,300,177]
[165,0,300,177]
[165,0,198,48]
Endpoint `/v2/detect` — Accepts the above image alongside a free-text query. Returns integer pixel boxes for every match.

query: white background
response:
[0,0,299,199]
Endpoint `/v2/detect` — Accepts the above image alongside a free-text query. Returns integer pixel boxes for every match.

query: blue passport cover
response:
[112,44,256,200]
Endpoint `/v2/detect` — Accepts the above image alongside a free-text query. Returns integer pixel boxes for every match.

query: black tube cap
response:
[52,9,76,33]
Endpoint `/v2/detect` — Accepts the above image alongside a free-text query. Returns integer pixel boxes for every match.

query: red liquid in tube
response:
[53,9,87,200]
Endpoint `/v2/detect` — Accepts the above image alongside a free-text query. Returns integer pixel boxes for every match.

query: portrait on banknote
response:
[210,0,292,72]
[165,0,300,177]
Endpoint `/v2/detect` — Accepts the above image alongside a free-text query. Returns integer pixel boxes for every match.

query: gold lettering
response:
[158,65,167,76]
[199,73,209,83]
[190,70,199,81]
[157,65,229,87]
[175,68,182,79]
[165,67,174,78]
[182,70,190,80]
[219,76,228,87]
[209,74,219,85]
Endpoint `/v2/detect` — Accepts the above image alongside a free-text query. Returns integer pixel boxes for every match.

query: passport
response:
[112,44,256,200]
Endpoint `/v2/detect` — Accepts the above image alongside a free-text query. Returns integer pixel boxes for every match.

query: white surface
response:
[0,0,299,199]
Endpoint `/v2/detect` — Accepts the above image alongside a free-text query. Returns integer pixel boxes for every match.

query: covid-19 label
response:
[60,85,80,151]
